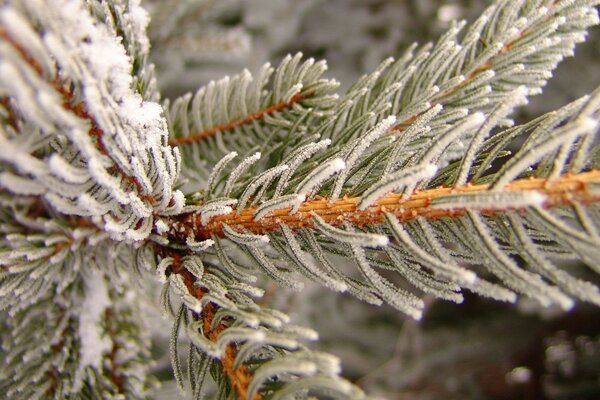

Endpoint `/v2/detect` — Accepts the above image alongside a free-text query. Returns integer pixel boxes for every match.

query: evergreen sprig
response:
[1,0,600,398]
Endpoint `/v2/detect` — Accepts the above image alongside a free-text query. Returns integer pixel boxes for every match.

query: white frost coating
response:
[295,158,346,197]
[237,165,290,212]
[128,192,153,217]
[330,115,397,201]
[76,193,112,215]
[201,205,233,226]
[0,8,55,76]
[182,255,205,279]
[419,112,485,166]
[309,352,341,375]
[185,237,215,252]
[201,197,237,210]
[493,117,596,189]
[384,213,477,284]
[0,0,181,241]
[48,154,90,184]
[254,194,305,221]
[0,172,45,195]
[224,152,261,196]
[284,324,320,342]
[125,217,153,241]
[351,243,423,320]
[432,191,547,210]
[230,282,264,298]
[507,212,600,306]
[76,271,112,384]
[121,0,151,54]
[0,61,57,132]
[246,245,304,291]
[283,83,303,103]
[312,213,389,248]
[215,328,266,355]
[207,151,238,195]
[581,116,599,131]
[467,211,574,310]
[455,86,529,186]
[154,219,169,235]
[187,322,222,358]
[222,223,270,246]
[130,156,153,194]
[156,257,174,283]
[248,360,319,400]
[347,115,397,166]
[103,212,135,235]
[274,140,332,196]
[463,278,518,303]
[280,223,348,292]
[358,164,438,210]
[383,105,442,175]
[162,190,185,215]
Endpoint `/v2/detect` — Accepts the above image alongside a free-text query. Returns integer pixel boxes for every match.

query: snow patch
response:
[74,270,112,390]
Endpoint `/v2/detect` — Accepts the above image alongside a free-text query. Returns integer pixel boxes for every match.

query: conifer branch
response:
[168,91,310,147]
[166,252,260,400]
[0,26,155,204]
[165,170,600,241]
[165,53,339,183]
[391,0,566,134]
[3,0,600,398]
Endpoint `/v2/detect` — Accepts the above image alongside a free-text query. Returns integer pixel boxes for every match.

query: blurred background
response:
[142,1,600,398]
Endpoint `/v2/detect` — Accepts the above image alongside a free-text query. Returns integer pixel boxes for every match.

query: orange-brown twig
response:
[165,170,600,241]
[167,253,261,400]
[169,92,310,147]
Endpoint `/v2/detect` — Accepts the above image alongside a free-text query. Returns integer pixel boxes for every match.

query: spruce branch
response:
[388,0,573,129]
[161,250,366,399]
[165,53,340,185]
[165,252,259,400]
[84,0,160,101]
[0,0,184,240]
[168,91,310,147]
[315,0,600,153]
[173,74,600,318]
[3,0,600,398]
[0,1,166,397]
[164,170,600,241]
[0,25,155,203]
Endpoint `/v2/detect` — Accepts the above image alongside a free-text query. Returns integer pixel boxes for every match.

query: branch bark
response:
[165,170,600,241]
[167,252,261,400]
